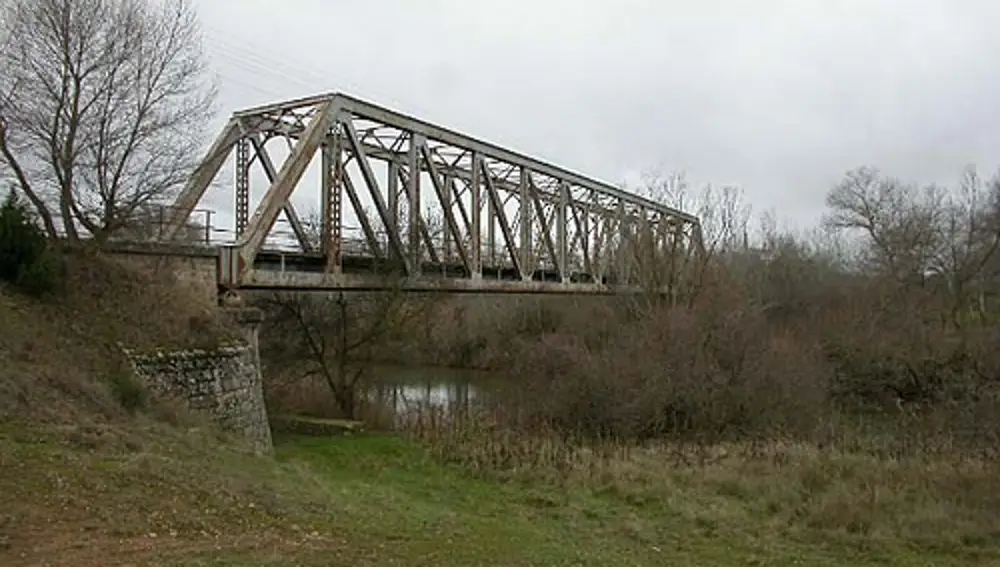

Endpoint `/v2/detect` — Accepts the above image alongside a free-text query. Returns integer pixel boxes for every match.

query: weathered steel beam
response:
[237,116,653,223]
[320,136,341,271]
[558,181,569,282]
[234,137,250,238]
[341,117,409,272]
[246,133,313,253]
[163,118,241,239]
[329,93,698,224]
[172,91,702,293]
[232,93,337,119]
[233,96,698,224]
[238,267,631,295]
[470,151,482,279]
[407,133,422,274]
[236,100,336,274]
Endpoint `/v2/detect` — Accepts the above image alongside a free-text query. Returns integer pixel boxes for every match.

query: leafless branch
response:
[259,274,439,419]
[823,166,943,282]
[0,0,217,242]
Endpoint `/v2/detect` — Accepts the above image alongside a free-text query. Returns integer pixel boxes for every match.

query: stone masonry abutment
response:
[121,307,273,455]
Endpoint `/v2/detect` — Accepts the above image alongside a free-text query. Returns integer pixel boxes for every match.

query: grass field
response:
[4,422,997,567]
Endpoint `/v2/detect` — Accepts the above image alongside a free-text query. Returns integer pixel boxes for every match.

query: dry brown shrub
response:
[263,371,343,420]
[495,288,832,442]
[409,295,628,369]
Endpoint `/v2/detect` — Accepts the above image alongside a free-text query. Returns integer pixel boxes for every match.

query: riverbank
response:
[4,425,995,566]
[275,433,998,567]
[3,253,1000,565]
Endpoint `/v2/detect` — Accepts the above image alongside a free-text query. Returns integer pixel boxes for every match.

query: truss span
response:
[159,92,703,294]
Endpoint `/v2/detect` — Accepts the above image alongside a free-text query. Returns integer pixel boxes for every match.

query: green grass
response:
[168,434,996,567]
[4,424,999,566]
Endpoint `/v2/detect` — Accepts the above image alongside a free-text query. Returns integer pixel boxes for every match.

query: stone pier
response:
[122,307,274,455]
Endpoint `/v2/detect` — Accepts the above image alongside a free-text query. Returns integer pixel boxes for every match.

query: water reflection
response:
[363,364,490,416]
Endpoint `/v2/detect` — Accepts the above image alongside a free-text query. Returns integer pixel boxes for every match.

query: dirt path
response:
[2,527,352,567]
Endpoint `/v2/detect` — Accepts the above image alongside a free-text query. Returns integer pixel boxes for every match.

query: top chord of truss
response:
[231,92,698,225]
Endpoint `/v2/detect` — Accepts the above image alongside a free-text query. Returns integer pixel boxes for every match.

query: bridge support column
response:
[223,306,264,356]
[220,306,273,455]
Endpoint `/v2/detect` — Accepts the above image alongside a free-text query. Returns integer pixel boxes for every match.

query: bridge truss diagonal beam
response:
[164,91,703,294]
[244,133,313,253]
[236,100,336,269]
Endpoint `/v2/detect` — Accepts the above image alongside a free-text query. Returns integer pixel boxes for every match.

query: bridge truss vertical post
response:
[387,161,400,236]
[615,199,626,284]
[580,190,592,280]
[519,166,532,281]
[558,181,569,283]
[322,130,342,273]
[408,133,423,275]
[486,179,495,270]
[589,189,601,284]
[235,138,250,238]
[442,171,453,263]
[470,151,482,279]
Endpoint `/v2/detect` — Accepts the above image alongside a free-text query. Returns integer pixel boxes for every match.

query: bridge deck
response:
[104,241,632,295]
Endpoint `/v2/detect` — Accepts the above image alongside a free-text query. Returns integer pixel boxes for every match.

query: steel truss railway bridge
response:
[147,92,702,296]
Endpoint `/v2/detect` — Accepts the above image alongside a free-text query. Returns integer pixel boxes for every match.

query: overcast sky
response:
[192,0,1000,230]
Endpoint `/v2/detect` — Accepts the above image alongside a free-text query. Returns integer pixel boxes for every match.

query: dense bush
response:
[0,190,59,295]
[484,250,1000,445]
[499,294,832,442]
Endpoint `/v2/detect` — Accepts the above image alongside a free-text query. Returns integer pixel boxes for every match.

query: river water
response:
[363,364,494,415]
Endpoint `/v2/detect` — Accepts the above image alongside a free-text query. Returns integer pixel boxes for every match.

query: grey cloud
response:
[193,0,1000,228]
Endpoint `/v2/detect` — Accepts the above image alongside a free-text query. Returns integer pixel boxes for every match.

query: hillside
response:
[0,253,331,564]
[1,253,225,420]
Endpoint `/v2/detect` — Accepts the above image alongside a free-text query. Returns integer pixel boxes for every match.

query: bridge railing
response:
[49,205,219,246]
[52,203,549,272]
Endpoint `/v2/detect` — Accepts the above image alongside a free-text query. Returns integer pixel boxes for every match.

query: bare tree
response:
[927,166,1000,324]
[637,168,750,256]
[260,287,434,420]
[823,166,943,283]
[631,168,750,307]
[257,208,439,419]
[0,0,216,242]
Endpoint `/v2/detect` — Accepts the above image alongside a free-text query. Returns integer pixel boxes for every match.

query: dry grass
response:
[0,250,237,425]
[0,417,357,567]
[0,250,347,566]
[401,404,1000,557]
